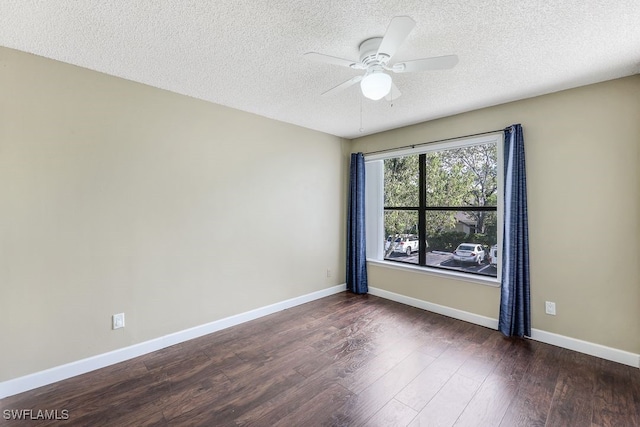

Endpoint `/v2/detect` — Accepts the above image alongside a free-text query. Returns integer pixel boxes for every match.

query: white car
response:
[384,236,394,252]
[390,235,419,255]
[489,244,498,266]
[452,243,485,265]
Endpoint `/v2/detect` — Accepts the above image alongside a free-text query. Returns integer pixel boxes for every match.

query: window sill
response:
[366,258,501,288]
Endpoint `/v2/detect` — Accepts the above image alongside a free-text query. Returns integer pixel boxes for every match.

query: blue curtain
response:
[347,153,368,294]
[499,124,531,337]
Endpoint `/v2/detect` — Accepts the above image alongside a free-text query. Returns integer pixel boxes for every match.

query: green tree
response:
[442,143,497,233]
[424,151,473,235]
[383,143,498,254]
[384,156,419,207]
[383,156,419,243]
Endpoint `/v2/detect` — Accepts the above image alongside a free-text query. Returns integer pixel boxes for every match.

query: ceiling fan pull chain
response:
[359,95,364,133]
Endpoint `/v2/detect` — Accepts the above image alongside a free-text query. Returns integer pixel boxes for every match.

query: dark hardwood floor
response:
[2,292,639,426]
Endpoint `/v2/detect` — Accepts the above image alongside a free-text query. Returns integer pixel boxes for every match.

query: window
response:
[365,134,502,280]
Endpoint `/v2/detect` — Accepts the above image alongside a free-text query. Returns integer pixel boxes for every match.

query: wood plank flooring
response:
[2,292,639,426]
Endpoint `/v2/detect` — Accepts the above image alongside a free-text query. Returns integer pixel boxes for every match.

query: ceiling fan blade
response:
[385,82,402,101]
[304,52,357,68]
[393,55,459,73]
[377,16,416,61]
[321,75,363,97]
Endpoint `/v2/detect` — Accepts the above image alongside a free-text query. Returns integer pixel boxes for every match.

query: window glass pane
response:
[383,210,419,265]
[424,210,497,277]
[384,155,419,207]
[425,143,497,207]
[370,134,501,280]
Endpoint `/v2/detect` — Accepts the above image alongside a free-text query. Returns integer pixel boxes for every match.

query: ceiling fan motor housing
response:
[358,37,390,66]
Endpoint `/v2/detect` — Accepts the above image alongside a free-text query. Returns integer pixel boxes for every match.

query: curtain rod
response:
[362,127,510,156]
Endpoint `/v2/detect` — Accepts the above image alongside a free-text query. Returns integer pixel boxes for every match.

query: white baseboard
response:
[0,284,346,399]
[368,287,499,330]
[4,283,637,399]
[368,286,640,369]
[529,329,640,368]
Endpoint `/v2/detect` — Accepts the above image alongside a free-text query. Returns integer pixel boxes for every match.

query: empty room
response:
[1,2,639,426]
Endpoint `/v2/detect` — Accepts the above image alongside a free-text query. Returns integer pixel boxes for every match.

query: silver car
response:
[452,243,485,265]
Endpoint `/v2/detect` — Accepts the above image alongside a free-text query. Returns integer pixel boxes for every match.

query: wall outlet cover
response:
[545,301,556,315]
[112,313,125,329]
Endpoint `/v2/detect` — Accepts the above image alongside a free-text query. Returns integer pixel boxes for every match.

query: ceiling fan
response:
[304,16,458,101]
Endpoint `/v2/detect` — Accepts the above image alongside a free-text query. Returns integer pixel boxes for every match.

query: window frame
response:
[364,133,503,286]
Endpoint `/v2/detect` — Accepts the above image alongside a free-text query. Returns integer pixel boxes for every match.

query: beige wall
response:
[351,76,640,354]
[2,44,638,383]
[0,47,347,381]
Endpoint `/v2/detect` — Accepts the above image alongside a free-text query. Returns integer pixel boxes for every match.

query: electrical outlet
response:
[112,313,125,329]
[545,301,556,316]
[326,269,332,278]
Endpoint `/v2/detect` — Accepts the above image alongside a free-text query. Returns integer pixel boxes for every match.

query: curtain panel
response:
[499,124,531,337]
[346,153,368,294]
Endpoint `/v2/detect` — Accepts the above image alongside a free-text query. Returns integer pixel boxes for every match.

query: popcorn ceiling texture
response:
[1,1,639,138]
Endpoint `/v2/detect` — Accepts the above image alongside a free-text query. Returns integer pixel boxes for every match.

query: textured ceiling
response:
[1,1,639,139]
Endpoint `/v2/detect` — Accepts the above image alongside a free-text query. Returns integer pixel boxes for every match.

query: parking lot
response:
[385,250,497,277]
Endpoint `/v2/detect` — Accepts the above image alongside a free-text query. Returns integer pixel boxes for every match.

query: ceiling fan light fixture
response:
[360,71,392,100]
